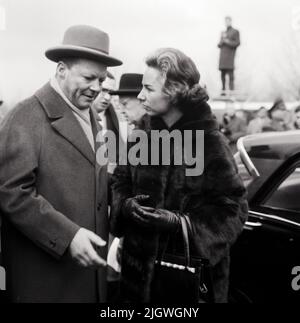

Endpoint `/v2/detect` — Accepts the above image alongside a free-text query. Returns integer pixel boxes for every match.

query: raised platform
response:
[212,92,248,102]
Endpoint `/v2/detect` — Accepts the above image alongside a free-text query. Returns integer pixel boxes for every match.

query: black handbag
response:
[150,215,214,303]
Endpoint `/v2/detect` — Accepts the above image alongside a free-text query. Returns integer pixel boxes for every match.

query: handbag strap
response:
[183,214,192,231]
[156,214,192,269]
[180,215,191,268]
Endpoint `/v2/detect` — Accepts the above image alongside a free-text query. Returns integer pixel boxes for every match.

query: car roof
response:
[243,131,300,160]
[240,131,300,202]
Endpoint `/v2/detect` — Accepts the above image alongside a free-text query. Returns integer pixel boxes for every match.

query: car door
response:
[230,161,300,303]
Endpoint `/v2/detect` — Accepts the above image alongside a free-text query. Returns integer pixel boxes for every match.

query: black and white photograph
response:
[0,0,300,311]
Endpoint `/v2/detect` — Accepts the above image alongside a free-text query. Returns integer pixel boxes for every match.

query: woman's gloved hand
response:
[122,195,150,219]
[132,207,181,233]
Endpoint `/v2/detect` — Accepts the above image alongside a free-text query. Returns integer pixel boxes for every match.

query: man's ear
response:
[56,61,68,79]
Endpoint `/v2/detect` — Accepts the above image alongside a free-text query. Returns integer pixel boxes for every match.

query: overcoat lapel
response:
[90,107,105,172]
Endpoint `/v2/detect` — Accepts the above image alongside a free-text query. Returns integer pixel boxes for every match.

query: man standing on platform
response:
[218,16,240,96]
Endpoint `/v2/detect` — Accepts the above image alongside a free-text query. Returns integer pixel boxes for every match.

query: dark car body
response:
[230,131,300,303]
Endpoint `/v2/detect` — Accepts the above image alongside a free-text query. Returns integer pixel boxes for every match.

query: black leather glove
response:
[122,195,150,219]
[132,207,181,233]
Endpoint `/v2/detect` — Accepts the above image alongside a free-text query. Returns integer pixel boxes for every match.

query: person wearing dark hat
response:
[0,25,122,303]
[112,73,145,137]
[268,98,293,131]
[99,73,145,302]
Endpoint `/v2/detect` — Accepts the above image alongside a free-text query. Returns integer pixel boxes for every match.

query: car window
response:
[264,168,300,212]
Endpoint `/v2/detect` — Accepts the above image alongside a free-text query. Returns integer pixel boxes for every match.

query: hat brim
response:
[111,89,142,96]
[45,45,122,67]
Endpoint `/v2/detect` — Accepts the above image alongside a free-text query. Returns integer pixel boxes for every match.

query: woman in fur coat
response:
[110,48,248,303]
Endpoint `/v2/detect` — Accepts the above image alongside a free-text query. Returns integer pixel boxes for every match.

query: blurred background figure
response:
[102,73,145,303]
[268,98,293,131]
[112,73,145,138]
[220,103,247,153]
[247,106,272,134]
[93,72,124,303]
[218,16,240,96]
[293,105,300,130]
[92,71,120,138]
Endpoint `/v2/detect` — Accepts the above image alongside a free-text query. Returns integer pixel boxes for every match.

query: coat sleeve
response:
[225,30,240,49]
[0,103,80,259]
[183,132,248,266]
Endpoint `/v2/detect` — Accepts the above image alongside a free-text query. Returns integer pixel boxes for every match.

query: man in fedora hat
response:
[0,25,122,303]
[112,73,145,138]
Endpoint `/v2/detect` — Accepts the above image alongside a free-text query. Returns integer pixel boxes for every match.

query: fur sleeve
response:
[185,132,248,266]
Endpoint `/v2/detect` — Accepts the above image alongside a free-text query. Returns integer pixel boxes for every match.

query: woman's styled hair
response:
[145,48,209,108]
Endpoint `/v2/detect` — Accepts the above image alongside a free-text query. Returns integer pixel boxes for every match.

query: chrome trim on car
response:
[237,137,260,178]
[244,221,263,231]
[250,210,300,228]
[245,221,262,227]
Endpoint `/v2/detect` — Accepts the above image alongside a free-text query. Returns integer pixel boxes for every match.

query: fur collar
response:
[139,101,219,134]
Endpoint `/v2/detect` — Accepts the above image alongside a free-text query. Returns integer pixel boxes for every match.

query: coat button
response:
[49,240,56,248]
[97,203,102,211]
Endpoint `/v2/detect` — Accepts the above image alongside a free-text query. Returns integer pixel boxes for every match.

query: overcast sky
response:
[1,0,300,106]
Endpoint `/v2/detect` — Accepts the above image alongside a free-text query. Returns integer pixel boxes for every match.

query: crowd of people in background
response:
[98,94,300,156]
[220,98,300,152]
[1,86,300,156]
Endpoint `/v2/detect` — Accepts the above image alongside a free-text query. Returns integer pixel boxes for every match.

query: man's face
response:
[58,59,107,110]
[257,108,268,119]
[119,96,145,124]
[271,103,287,121]
[225,17,232,28]
[93,77,116,113]
[226,106,236,118]
[271,109,286,121]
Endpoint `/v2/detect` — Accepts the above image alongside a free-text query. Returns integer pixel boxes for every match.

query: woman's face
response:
[137,67,170,117]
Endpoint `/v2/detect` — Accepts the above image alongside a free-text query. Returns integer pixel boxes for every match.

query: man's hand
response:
[69,228,107,268]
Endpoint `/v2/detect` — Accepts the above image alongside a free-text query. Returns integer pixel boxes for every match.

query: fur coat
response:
[110,100,248,303]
